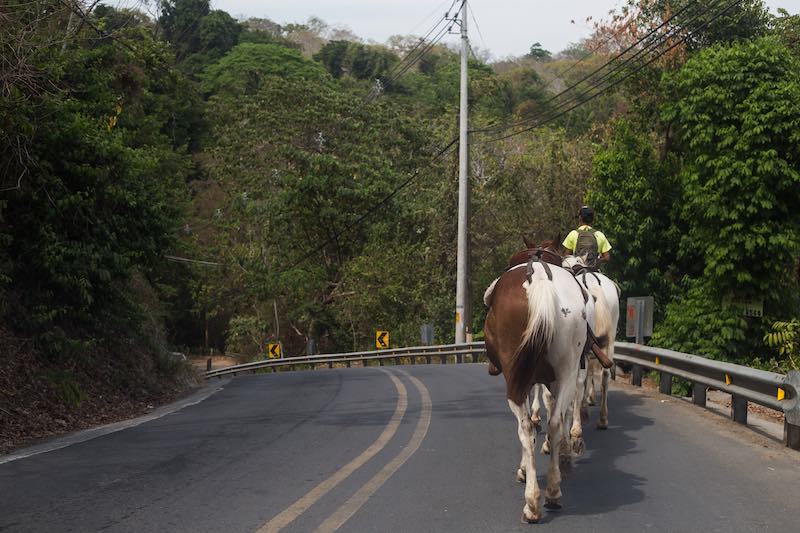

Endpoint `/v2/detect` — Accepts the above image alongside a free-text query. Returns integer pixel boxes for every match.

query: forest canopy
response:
[1,0,799,381]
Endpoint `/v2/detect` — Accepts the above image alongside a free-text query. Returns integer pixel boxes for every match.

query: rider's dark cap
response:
[579,206,594,220]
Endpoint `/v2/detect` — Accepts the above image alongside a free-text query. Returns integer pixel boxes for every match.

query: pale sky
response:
[213,0,796,59]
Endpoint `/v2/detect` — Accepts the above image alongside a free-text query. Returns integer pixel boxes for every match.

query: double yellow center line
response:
[257,369,432,533]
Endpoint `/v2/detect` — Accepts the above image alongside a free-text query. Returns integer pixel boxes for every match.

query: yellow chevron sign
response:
[268,343,282,359]
[376,331,389,349]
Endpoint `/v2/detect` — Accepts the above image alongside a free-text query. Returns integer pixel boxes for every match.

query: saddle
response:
[508,247,563,271]
[524,254,614,370]
[572,264,604,290]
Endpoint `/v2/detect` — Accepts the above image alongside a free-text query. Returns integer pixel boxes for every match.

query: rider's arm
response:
[596,231,612,263]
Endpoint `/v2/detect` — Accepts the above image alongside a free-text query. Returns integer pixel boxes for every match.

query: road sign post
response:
[626,296,654,387]
[626,296,653,342]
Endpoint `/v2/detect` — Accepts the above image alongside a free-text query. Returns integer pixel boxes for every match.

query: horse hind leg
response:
[586,358,600,407]
[597,367,611,430]
[569,369,586,456]
[517,392,533,483]
[540,386,554,454]
[530,384,543,433]
[545,379,577,510]
[508,399,541,523]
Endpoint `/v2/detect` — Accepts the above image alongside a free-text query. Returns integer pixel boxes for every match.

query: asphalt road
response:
[1,364,799,532]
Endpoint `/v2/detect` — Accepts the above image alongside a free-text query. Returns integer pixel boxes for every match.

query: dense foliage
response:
[2,0,799,380]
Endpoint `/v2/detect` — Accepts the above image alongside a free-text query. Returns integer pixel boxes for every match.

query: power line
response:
[380,17,449,82]
[165,255,222,267]
[407,0,454,35]
[379,23,451,89]
[284,136,460,271]
[378,0,460,84]
[480,0,743,144]
[283,4,467,270]
[543,18,641,91]
[497,0,708,133]
[373,0,464,96]
[467,2,487,53]
[472,0,707,137]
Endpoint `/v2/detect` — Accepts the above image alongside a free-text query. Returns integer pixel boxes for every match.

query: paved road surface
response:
[1,364,798,532]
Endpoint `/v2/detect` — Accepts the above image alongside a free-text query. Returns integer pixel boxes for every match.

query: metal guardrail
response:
[204,340,800,450]
[614,341,800,450]
[203,342,486,379]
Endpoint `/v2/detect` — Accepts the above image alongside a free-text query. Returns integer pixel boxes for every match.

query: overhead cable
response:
[479,0,743,143]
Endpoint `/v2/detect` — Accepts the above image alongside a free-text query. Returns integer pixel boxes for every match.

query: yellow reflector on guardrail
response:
[778,387,786,401]
[725,374,732,386]
[655,356,660,365]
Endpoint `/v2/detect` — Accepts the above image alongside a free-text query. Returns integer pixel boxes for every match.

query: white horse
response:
[533,256,619,456]
[484,253,608,522]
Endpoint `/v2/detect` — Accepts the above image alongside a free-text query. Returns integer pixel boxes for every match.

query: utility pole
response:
[454,0,470,344]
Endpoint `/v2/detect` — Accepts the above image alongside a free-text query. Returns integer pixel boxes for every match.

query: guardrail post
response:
[395,356,401,366]
[440,354,446,364]
[206,358,212,372]
[426,356,431,364]
[783,371,800,450]
[632,364,642,386]
[659,372,672,395]
[731,395,748,424]
[346,361,351,368]
[785,422,800,449]
[456,353,463,364]
[328,361,333,369]
[379,359,385,366]
[692,383,707,407]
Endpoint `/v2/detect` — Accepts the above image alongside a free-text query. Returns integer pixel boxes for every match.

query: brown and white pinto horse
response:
[484,239,610,523]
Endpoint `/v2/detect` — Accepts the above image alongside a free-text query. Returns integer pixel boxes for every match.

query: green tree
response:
[201,43,328,96]
[654,38,800,359]
[590,119,682,317]
[1,5,191,340]
[526,42,551,60]
[160,0,211,59]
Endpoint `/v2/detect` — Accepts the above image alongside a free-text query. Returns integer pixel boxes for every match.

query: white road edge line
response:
[257,369,407,533]
[0,379,230,465]
[314,369,433,533]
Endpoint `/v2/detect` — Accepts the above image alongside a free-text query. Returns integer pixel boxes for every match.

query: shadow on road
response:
[538,389,650,521]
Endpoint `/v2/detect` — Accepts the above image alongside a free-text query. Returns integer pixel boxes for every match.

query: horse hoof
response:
[588,397,596,406]
[532,418,542,433]
[516,468,526,483]
[541,441,551,455]
[522,505,541,523]
[596,421,608,430]
[572,438,585,456]
[544,498,562,510]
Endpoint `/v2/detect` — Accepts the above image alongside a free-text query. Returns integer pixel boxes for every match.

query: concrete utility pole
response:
[454,0,470,344]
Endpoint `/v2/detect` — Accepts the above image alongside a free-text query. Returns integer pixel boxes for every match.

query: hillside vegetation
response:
[1,0,798,448]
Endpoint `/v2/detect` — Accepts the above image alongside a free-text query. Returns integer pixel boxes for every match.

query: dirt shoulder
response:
[0,329,199,455]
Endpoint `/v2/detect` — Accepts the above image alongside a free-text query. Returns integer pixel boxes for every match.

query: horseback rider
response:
[562,206,611,267]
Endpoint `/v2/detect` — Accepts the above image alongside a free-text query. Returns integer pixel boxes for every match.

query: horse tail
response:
[507,269,557,404]
[588,285,611,352]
